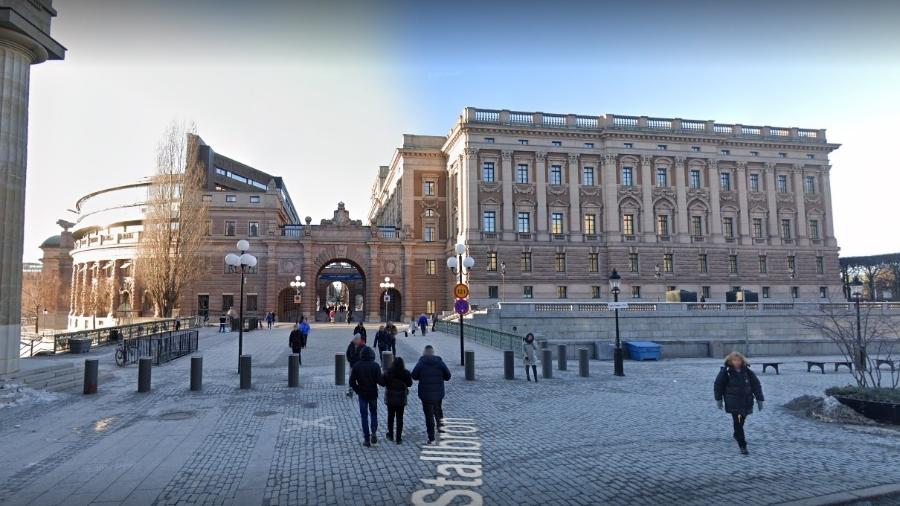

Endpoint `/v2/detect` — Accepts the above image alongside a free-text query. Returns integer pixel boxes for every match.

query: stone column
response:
[69,262,79,315]
[674,157,688,243]
[708,159,723,241]
[602,153,619,236]
[535,152,548,240]
[821,165,836,246]
[567,154,581,238]
[764,163,779,242]
[736,162,751,245]
[0,7,64,374]
[792,164,808,246]
[640,155,654,240]
[463,148,479,241]
[500,151,513,240]
[108,261,118,318]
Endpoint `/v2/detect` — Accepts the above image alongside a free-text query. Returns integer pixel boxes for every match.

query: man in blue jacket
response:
[411,345,451,444]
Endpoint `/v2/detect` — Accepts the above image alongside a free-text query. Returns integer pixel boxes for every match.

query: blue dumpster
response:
[625,341,662,361]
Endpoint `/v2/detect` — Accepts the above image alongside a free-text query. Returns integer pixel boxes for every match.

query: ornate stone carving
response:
[776,192,795,204]
[603,153,618,164]
[748,191,767,204]
[652,187,676,200]
[320,202,362,227]
[580,187,601,197]
[382,260,397,275]
[804,193,822,207]
[736,161,747,170]
[513,183,535,195]
[567,154,579,164]
[535,151,547,161]
[674,156,686,165]
[617,186,642,201]
[708,158,719,170]
[501,150,512,160]
[478,181,502,193]
[547,184,568,196]
[686,188,710,201]
[719,190,738,204]
[641,155,653,165]
[463,147,479,157]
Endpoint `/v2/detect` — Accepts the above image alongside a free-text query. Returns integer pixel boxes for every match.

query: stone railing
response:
[462,107,827,144]
[497,301,900,314]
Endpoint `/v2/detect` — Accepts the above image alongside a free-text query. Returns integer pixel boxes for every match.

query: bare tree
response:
[860,263,885,301]
[21,268,59,333]
[136,122,209,318]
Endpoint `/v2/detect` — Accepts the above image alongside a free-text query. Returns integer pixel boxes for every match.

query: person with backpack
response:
[349,346,384,447]
[353,322,367,344]
[374,325,395,362]
[383,357,413,444]
[289,323,304,360]
[523,333,539,382]
[411,345,452,445]
[714,351,765,455]
[345,334,365,398]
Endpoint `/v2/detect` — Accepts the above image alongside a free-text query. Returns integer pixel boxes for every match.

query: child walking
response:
[714,351,764,455]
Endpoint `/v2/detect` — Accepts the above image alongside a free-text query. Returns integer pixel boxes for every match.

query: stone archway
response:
[379,287,402,323]
[277,287,301,323]
[315,259,366,323]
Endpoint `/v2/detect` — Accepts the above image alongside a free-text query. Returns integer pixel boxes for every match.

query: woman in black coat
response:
[714,351,764,455]
[383,357,413,444]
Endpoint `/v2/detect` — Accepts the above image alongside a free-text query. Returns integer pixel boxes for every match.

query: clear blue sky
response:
[24,0,900,260]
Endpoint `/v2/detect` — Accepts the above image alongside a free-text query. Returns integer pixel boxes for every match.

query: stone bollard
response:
[558,344,567,371]
[465,350,475,381]
[83,359,98,395]
[190,355,203,391]
[239,355,252,389]
[541,349,553,379]
[538,340,549,349]
[137,357,152,393]
[381,351,394,372]
[288,354,300,388]
[503,350,515,380]
[578,348,590,377]
[335,353,346,385]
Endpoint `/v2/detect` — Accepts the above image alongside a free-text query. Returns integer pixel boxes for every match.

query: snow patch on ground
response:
[0,382,65,409]
[784,394,878,425]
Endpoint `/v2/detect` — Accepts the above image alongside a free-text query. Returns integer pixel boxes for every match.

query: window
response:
[692,216,703,237]
[202,194,212,202]
[787,255,796,272]
[516,164,529,183]
[749,173,760,192]
[248,221,259,237]
[215,167,227,176]
[588,252,599,273]
[523,286,533,299]
[484,137,495,144]
[623,214,635,235]
[779,152,787,158]
[424,226,435,242]
[720,149,730,156]
[222,294,234,311]
[483,211,496,232]
[423,181,436,196]
[809,220,820,240]
[698,254,708,273]
[729,255,739,274]
[663,254,674,273]
[657,144,667,151]
[550,165,562,185]
[723,217,734,239]
[690,170,701,189]
[758,255,767,274]
[702,286,711,299]
[657,215,669,237]
[762,287,770,299]
[791,286,799,299]
[552,141,562,147]
[557,286,568,299]
[487,252,498,272]
[753,218,764,239]
[521,251,532,272]
[250,195,261,204]
[819,286,828,298]
[225,220,236,236]
[517,212,530,233]
[656,167,668,187]
[582,167,595,186]
[781,219,792,239]
[246,294,258,312]
[691,146,701,152]
[622,167,634,186]
[816,256,824,274]
[804,175,816,194]
[629,253,639,273]
[806,153,815,160]
[631,286,641,299]
[584,142,594,148]
[226,194,237,203]
[205,220,213,236]
[482,162,495,182]
[777,175,788,193]
[425,259,436,275]
[551,213,564,234]
[624,143,633,149]
[488,286,499,299]
[555,252,566,272]
[750,151,759,157]
[424,209,435,217]
[518,139,529,145]
[426,300,436,314]
[591,286,601,299]
[719,172,731,191]
[584,214,597,235]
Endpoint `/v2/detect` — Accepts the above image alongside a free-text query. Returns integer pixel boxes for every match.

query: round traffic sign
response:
[454,283,470,299]
[454,299,470,314]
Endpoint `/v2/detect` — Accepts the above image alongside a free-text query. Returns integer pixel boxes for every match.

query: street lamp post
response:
[225,240,257,373]
[289,275,306,322]
[609,269,624,377]
[499,261,506,303]
[654,263,662,302]
[850,275,866,371]
[379,277,394,322]
[448,243,475,366]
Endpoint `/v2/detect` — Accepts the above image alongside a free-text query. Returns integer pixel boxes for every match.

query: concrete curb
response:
[775,483,900,506]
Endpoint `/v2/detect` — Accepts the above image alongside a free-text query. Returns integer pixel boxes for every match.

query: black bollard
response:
[335,353,346,385]
[83,359,98,395]
[541,349,553,379]
[239,355,252,389]
[578,348,590,377]
[558,344,568,371]
[137,357,152,393]
[288,354,300,388]
[190,355,203,391]
[465,350,475,381]
[503,350,515,380]
[381,351,394,372]
[538,340,549,349]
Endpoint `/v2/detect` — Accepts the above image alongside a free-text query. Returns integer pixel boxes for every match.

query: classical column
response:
[640,155,654,240]
[821,165,836,246]
[501,151,513,240]
[79,261,89,315]
[69,262,79,315]
[0,5,64,374]
[764,163,779,241]
[567,154,581,238]
[535,152,548,240]
[708,159,723,241]
[792,164,808,246]
[736,162,751,245]
[674,157,688,243]
[463,148,479,241]
[602,153,619,236]
[108,261,118,318]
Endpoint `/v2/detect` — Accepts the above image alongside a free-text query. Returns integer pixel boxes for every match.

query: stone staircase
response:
[1,362,84,393]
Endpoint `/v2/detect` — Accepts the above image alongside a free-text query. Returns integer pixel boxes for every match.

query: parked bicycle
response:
[115,339,139,367]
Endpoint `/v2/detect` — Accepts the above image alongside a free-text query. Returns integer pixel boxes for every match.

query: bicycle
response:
[115,339,139,367]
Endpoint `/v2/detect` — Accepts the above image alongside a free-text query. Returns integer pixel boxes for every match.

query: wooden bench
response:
[875,359,896,371]
[760,362,783,374]
[806,360,853,374]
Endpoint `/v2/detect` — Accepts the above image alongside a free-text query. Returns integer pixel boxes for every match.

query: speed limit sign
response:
[453,283,470,299]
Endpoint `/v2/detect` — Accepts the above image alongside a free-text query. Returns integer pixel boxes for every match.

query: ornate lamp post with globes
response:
[379,277,395,322]
[448,243,475,366]
[289,275,306,322]
[225,240,257,373]
[609,269,625,377]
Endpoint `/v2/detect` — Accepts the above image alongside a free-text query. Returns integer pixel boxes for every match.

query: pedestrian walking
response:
[383,357,413,444]
[407,319,416,337]
[227,308,235,332]
[523,333,539,382]
[417,313,429,336]
[218,314,227,333]
[374,325,395,361]
[266,311,274,329]
[353,322,367,343]
[349,346,384,447]
[346,334,365,397]
[288,323,305,363]
[714,351,765,455]
[431,313,437,332]
[411,345,451,445]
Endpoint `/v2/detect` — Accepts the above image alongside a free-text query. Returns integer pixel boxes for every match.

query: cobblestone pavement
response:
[1,322,899,505]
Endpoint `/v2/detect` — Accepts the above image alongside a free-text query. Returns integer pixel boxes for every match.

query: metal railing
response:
[436,320,525,357]
[53,316,203,353]
[496,301,900,314]
[116,330,199,366]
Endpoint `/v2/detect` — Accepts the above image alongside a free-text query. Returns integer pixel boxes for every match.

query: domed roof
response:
[39,235,61,248]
